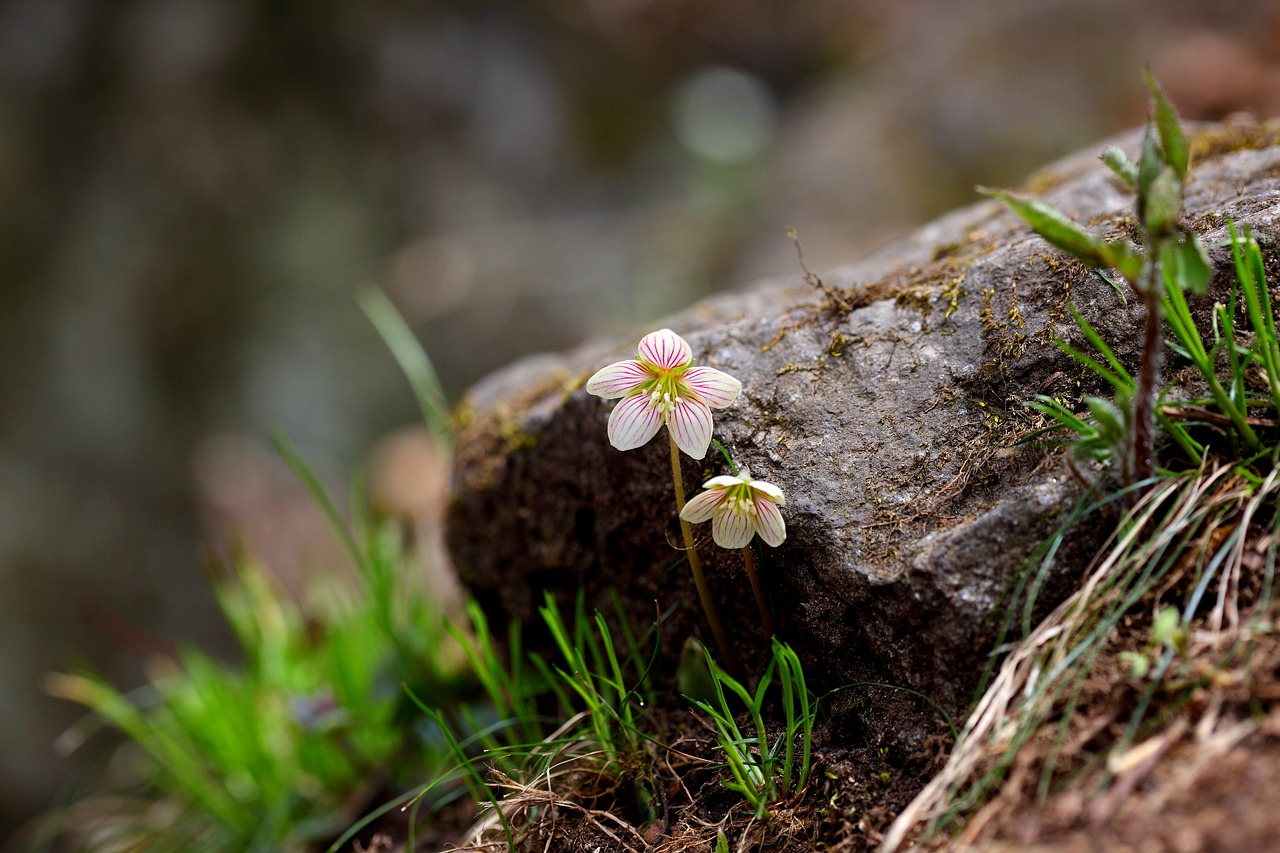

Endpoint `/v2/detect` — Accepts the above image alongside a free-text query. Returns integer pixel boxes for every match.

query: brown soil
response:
[919,521,1280,853]
[349,659,956,852]
[983,738,1280,853]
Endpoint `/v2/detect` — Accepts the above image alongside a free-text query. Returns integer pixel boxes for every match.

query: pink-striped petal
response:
[750,480,785,504]
[680,489,725,523]
[606,393,663,451]
[637,328,692,371]
[702,475,742,490]
[754,496,786,547]
[586,360,651,399]
[668,397,713,459]
[712,507,754,549]
[682,366,741,408]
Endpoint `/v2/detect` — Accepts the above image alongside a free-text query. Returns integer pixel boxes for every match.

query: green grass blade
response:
[1067,304,1133,385]
[358,287,453,447]
[271,431,367,575]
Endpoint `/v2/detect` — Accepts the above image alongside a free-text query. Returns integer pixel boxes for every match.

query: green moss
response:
[828,331,850,358]
[1018,165,1072,197]
[941,276,968,320]
[1188,120,1280,162]
[454,367,575,490]
[895,288,935,320]
[775,358,828,377]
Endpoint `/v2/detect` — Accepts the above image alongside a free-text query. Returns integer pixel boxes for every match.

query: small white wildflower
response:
[679,467,786,549]
[585,328,742,459]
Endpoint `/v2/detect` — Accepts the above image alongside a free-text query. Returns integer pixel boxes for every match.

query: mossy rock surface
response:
[446,119,1280,710]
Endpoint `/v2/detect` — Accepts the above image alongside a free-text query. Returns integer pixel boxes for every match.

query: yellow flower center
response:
[638,366,689,419]
[723,485,758,516]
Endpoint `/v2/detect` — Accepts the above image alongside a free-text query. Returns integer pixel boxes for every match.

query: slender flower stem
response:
[1131,252,1162,486]
[669,431,733,666]
[741,545,774,636]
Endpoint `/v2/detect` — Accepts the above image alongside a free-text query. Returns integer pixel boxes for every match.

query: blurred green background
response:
[3,0,1279,841]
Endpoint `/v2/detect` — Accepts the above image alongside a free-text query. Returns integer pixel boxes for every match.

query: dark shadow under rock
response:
[446,119,1280,712]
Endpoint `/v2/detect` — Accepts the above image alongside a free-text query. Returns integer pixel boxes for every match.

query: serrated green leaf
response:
[1146,72,1189,179]
[981,187,1111,267]
[1101,145,1138,188]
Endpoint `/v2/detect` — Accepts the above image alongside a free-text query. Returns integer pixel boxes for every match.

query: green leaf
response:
[1101,145,1138,188]
[1160,233,1212,295]
[1151,605,1181,646]
[1117,651,1151,679]
[1144,166,1183,235]
[1067,303,1134,385]
[358,287,453,448]
[1105,240,1144,283]
[1137,123,1162,208]
[1146,72,1189,179]
[981,187,1111,267]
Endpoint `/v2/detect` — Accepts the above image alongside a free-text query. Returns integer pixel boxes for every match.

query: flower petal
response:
[711,506,754,549]
[586,360,651,399]
[682,366,742,408]
[749,480,785,504]
[702,475,742,489]
[668,397,713,459]
[754,496,786,547]
[606,393,662,451]
[680,489,724,523]
[637,328,692,371]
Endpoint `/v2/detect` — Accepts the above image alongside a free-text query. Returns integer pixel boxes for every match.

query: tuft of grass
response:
[44,499,469,852]
[408,591,664,851]
[886,463,1280,850]
[39,289,475,852]
[689,638,814,818]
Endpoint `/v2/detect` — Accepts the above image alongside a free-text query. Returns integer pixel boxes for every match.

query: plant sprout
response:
[984,74,1207,487]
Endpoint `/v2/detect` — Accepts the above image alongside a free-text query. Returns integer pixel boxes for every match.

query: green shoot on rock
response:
[886,75,1280,852]
[987,74,1210,487]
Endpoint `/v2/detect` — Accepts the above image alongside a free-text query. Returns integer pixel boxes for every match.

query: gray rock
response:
[446,120,1280,709]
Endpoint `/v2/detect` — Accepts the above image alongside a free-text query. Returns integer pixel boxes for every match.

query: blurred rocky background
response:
[3,0,1280,842]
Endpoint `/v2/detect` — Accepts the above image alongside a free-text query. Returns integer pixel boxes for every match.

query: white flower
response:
[585,328,742,459]
[679,467,786,549]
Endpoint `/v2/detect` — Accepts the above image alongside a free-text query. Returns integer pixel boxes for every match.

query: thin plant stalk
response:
[669,431,733,665]
[741,546,774,636]
[1130,257,1162,484]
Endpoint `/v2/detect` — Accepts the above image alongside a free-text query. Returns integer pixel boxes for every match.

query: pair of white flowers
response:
[586,328,786,550]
